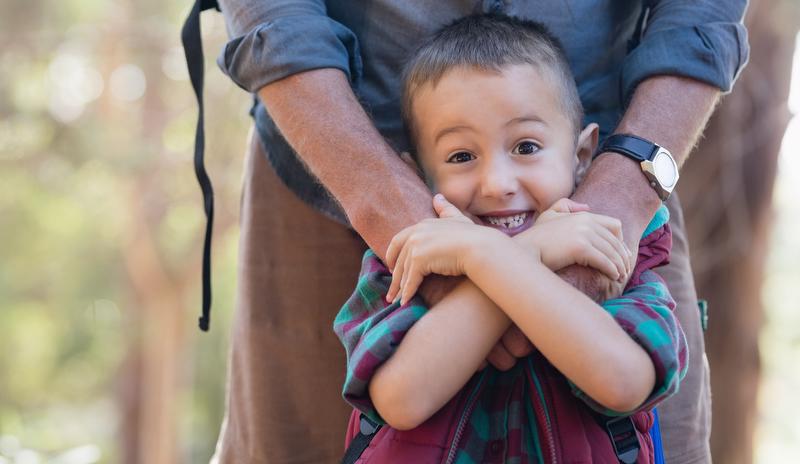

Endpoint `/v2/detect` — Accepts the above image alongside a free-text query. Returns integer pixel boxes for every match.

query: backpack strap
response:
[340,414,381,464]
[650,408,666,464]
[600,415,640,464]
[181,0,220,331]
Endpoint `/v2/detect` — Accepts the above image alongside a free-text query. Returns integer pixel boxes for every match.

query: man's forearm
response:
[578,76,720,244]
[257,68,434,260]
[563,76,720,301]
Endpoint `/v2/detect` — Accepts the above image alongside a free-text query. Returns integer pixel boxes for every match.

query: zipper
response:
[528,356,557,464]
[444,370,487,464]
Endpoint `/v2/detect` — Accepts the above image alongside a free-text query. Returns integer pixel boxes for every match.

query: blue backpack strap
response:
[181,0,220,332]
[650,408,666,464]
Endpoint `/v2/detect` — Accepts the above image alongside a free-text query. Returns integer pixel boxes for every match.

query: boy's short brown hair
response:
[402,13,583,146]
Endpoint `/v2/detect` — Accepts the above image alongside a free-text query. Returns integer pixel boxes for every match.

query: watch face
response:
[653,150,678,188]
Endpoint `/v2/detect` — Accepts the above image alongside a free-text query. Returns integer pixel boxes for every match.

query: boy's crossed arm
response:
[335,197,686,430]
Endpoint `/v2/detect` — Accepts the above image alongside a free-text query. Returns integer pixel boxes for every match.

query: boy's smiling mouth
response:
[477,210,535,236]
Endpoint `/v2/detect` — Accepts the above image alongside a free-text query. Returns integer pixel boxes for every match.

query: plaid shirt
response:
[334,205,688,463]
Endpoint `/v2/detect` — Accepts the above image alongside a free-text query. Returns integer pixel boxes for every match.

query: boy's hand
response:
[518,198,633,283]
[385,195,499,305]
[485,199,633,371]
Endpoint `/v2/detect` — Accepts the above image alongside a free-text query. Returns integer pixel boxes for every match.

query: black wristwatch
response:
[597,134,679,201]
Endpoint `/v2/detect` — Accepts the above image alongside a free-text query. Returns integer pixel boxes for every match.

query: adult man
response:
[209,2,748,463]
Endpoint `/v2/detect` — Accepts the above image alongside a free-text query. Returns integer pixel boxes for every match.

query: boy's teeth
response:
[486,212,527,228]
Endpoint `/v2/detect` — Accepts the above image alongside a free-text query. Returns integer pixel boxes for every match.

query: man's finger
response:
[486,343,517,371]
[501,325,534,358]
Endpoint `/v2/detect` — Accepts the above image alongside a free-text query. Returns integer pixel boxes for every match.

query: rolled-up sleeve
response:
[333,250,429,424]
[570,269,689,416]
[622,0,750,101]
[216,0,362,93]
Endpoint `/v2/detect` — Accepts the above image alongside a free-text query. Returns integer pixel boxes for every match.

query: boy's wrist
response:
[466,230,536,278]
[510,227,544,264]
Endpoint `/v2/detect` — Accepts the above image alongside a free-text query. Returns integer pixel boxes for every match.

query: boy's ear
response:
[574,123,599,185]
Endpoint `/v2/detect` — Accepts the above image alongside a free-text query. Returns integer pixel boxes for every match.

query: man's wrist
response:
[574,152,661,246]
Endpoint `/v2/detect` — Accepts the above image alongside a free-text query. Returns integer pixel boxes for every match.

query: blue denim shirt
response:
[217,0,749,224]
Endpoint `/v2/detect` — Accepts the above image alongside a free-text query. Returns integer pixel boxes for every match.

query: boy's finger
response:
[594,235,627,282]
[386,268,401,303]
[386,228,412,270]
[386,246,409,302]
[592,214,624,241]
[433,194,470,221]
[582,247,620,282]
[625,243,635,273]
[550,198,590,214]
[400,264,424,306]
[594,227,629,280]
[399,251,413,303]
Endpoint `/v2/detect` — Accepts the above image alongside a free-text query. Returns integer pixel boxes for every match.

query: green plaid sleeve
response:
[333,250,429,424]
[570,269,689,416]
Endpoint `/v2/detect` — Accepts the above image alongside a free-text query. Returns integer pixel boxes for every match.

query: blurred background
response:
[0,1,798,463]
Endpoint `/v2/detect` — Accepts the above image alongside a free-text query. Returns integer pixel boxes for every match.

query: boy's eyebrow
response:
[433,115,547,145]
[504,115,547,127]
[433,125,474,145]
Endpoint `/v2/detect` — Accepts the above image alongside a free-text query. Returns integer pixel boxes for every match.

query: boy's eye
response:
[447,151,475,163]
[513,141,541,155]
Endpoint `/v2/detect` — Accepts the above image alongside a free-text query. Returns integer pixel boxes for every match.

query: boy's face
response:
[412,64,596,236]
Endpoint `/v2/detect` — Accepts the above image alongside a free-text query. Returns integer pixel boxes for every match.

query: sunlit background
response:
[755,31,800,462]
[0,1,798,463]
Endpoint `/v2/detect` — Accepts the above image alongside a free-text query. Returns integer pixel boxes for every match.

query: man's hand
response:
[483,325,534,370]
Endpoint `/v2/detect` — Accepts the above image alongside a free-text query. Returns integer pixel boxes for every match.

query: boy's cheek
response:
[432,180,472,213]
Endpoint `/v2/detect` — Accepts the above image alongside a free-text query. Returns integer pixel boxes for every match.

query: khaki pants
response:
[213,132,711,463]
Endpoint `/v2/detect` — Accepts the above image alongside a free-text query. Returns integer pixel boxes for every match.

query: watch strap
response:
[598,133,658,162]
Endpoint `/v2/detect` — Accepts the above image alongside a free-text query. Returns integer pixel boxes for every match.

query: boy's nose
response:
[479,158,518,199]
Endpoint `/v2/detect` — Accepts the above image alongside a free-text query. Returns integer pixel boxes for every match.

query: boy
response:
[335,14,686,463]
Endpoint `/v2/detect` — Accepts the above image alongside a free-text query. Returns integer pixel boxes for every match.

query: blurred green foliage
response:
[1,0,799,463]
[0,0,251,462]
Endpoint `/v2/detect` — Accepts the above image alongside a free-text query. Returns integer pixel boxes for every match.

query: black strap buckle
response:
[340,414,381,464]
[605,416,640,464]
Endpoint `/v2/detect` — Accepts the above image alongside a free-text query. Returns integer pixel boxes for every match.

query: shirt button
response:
[490,440,503,454]
[482,0,506,13]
